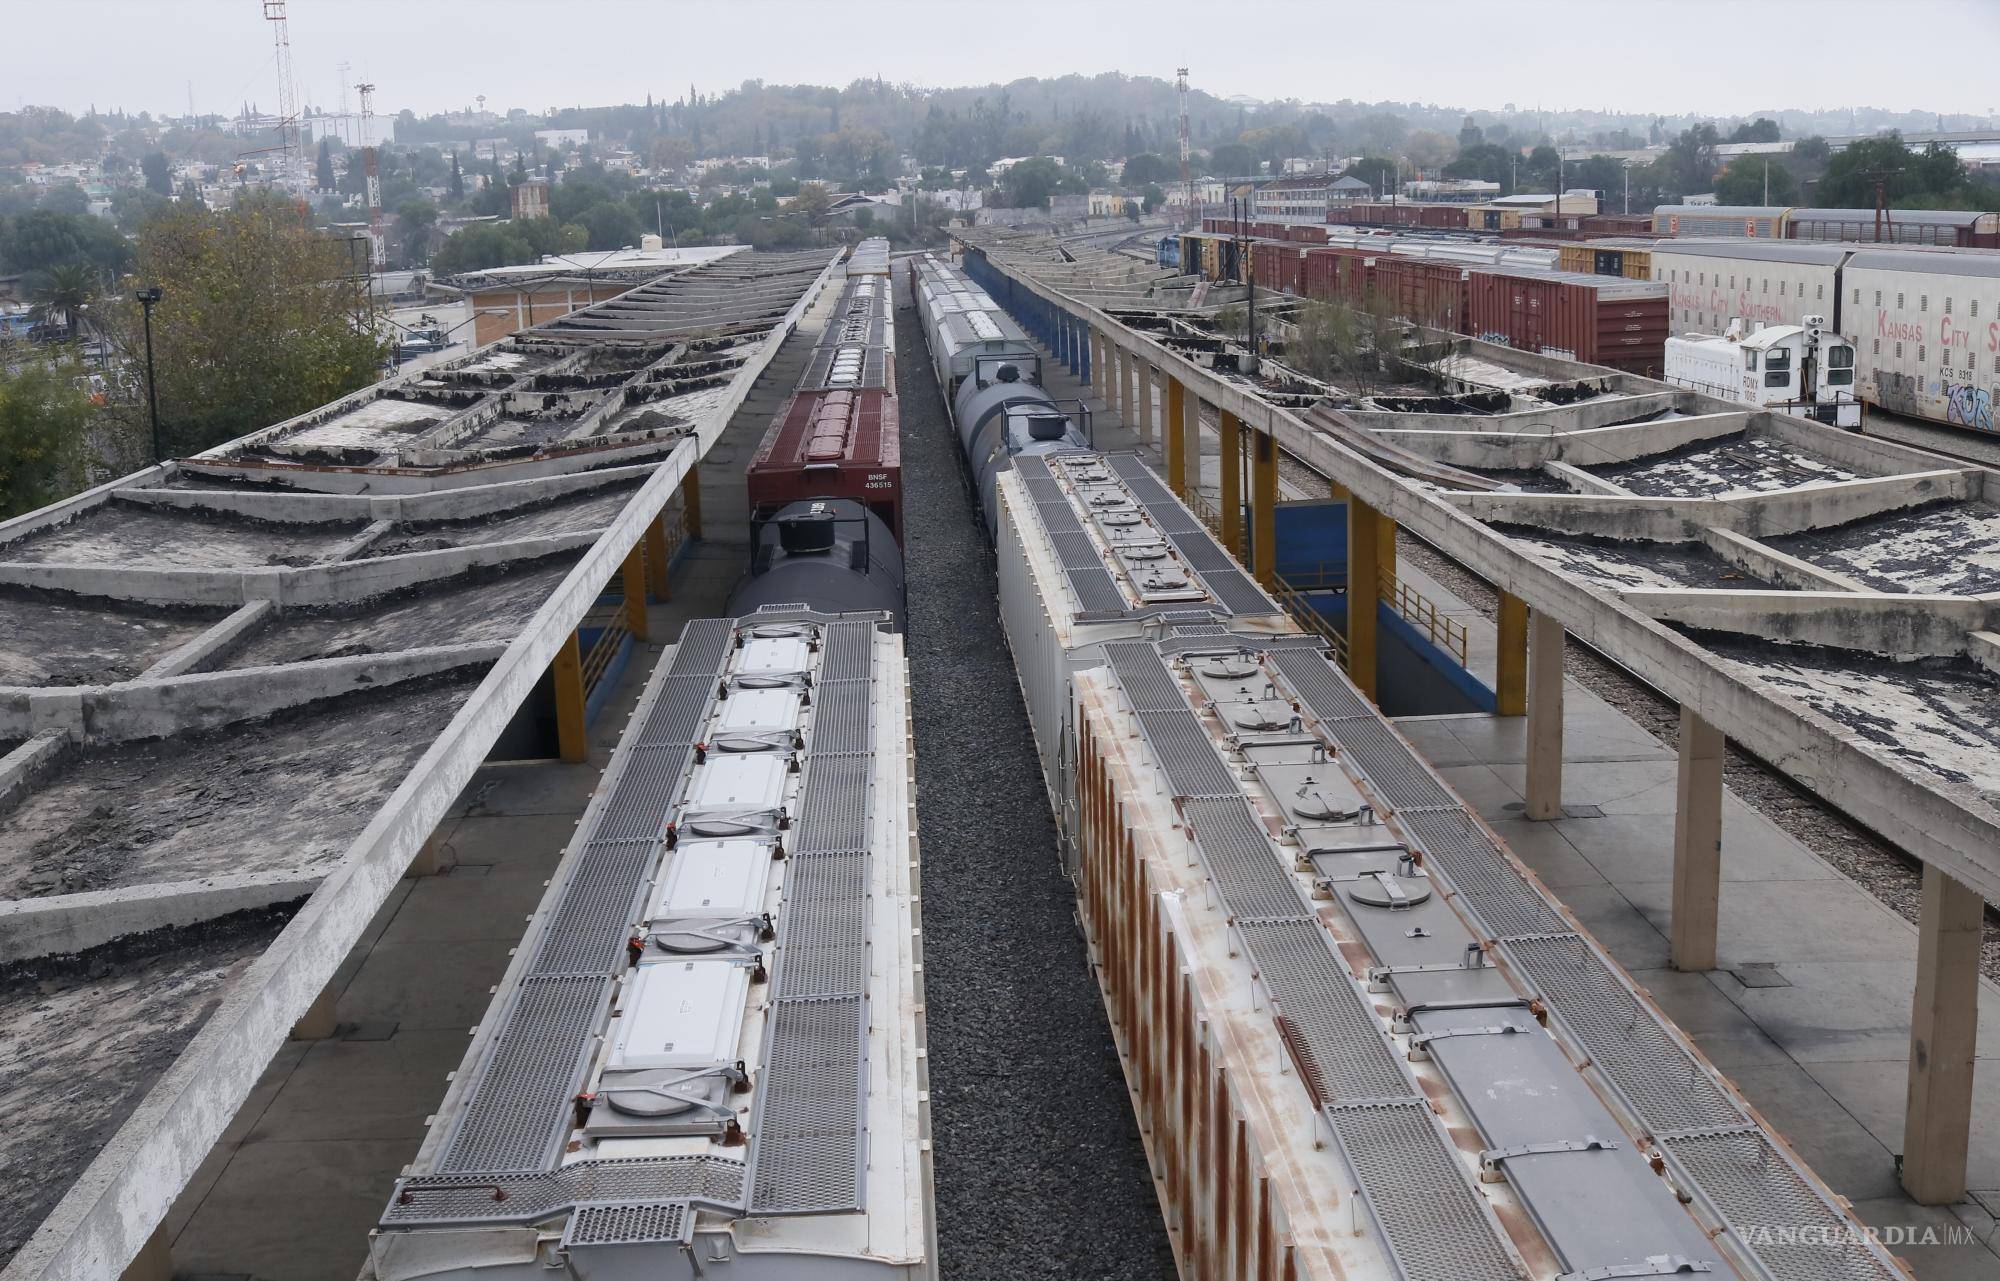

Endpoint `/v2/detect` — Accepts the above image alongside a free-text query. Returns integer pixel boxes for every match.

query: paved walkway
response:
[1033,329,2000,1278]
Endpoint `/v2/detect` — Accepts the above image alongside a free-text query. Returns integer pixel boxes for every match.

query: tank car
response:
[727,497,907,628]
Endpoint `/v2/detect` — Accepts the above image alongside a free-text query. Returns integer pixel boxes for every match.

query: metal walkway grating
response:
[526,840,657,977]
[1182,796,1311,922]
[1134,709,1241,796]
[562,1200,690,1247]
[437,975,614,1174]
[1268,646,1375,723]
[1102,642,1185,710]
[1503,934,1746,1133]
[791,751,873,853]
[813,678,874,755]
[1329,717,1458,811]
[748,994,870,1213]
[1324,1101,1524,1281]
[1236,918,1413,1105]
[1661,1129,1901,1281]
[1399,810,1572,941]
[386,1156,745,1227]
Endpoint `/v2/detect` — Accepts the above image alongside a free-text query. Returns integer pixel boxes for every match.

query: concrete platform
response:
[1394,615,2000,1278]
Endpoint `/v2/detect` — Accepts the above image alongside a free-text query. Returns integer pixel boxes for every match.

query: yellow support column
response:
[1251,429,1278,590]
[1137,364,1154,444]
[682,466,704,540]
[1376,512,1397,583]
[1496,591,1528,716]
[645,514,672,601]
[553,631,588,763]
[1347,495,1381,700]
[1165,377,1188,498]
[1218,409,1244,557]
[621,544,650,642]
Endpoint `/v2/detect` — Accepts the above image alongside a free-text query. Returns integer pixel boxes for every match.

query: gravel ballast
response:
[895,279,1175,1280]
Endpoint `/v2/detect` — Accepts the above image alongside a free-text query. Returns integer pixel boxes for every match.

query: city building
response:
[438,243,747,346]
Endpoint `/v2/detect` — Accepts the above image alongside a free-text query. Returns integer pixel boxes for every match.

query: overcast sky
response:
[12,0,2000,123]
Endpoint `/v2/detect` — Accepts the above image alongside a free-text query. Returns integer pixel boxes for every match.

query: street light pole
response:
[135,285,164,463]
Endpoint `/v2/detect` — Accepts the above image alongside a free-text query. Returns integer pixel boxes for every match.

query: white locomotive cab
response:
[1664,318,1860,426]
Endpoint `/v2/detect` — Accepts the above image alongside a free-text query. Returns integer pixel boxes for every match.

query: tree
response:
[396,200,439,264]
[0,353,95,519]
[1341,156,1397,196]
[1715,156,1799,206]
[448,150,464,201]
[1817,135,1973,208]
[141,150,172,196]
[1121,152,1175,186]
[580,201,644,251]
[793,181,834,227]
[102,198,383,457]
[1208,142,1256,178]
[27,262,97,337]
[0,208,129,275]
[1663,124,1722,196]
[431,222,536,275]
[1730,118,1782,144]
[315,138,335,192]
[1142,183,1165,213]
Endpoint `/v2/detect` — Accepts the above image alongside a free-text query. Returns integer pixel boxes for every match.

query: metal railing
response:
[1279,558,1470,667]
[1271,574,1349,665]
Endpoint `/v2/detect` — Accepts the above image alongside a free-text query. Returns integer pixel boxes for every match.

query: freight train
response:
[1652,239,2000,431]
[369,610,932,1281]
[980,445,1903,1281]
[1652,204,2000,248]
[911,252,1093,535]
[735,240,909,624]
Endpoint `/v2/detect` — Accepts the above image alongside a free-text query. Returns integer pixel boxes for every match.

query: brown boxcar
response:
[1464,268,1669,374]
[1301,246,1376,307]
[1370,256,1471,329]
[1251,240,1305,294]
[747,387,904,543]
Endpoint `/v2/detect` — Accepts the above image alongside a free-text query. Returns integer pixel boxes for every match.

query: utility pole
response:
[1764,157,1770,205]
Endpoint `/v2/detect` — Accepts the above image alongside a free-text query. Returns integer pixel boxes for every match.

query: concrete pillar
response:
[1166,377,1189,498]
[1902,865,1983,1204]
[1347,496,1381,699]
[645,514,673,601]
[120,1222,172,1281]
[1084,326,1097,387]
[290,980,339,1041]
[682,467,703,540]
[1120,349,1136,426]
[1525,611,1565,821]
[621,544,651,642]
[1138,364,1155,445]
[553,630,588,764]
[1251,429,1278,590]
[1496,591,1528,717]
[1219,409,1244,557]
[1670,707,1725,972]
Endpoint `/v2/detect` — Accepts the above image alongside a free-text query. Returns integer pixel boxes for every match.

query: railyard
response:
[0,215,1998,1281]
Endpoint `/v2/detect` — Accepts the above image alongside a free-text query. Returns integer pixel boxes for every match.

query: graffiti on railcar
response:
[1944,381,1995,431]
[1870,368,1926,417]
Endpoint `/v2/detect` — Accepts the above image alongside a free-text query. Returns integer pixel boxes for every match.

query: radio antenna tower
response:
[263,1,301,174]
[1176,67,1194,228]
[358,82,385,272]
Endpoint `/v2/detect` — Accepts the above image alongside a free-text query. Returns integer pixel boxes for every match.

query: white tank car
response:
[989,447,1907,1281]
[367,612,933,1281]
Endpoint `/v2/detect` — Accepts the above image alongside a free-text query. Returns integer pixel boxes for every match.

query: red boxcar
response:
[1464,269,1669,374]
[1251,241,1305,295]
[1416,205,1469,231]
[747,387,904,543]
[1369,256,1471,330]
[1580,212,1655,237]
[1301,246,1376,307]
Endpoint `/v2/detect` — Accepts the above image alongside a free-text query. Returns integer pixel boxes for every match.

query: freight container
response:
[1558,239,1654,281]
[747,387,904,543]
[1417,204,1470,231]
[1301,246,1376,307]
[1581,213,1656,237]
[1370,256,1470,329]
[1251,240,1304,295]
[1465,268,1669,374]
[1467,206,1524,232]
[1653,204,1790,240]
